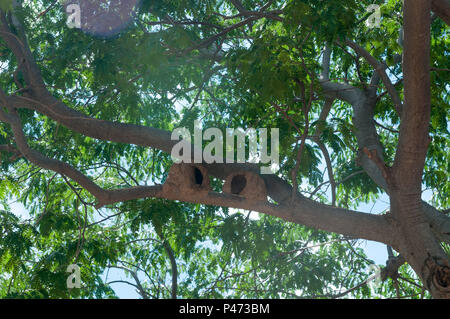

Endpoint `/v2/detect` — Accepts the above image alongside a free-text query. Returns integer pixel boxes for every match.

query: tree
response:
[0,0,448,299]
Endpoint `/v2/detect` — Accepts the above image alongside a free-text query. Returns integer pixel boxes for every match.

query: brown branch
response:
[362,147,391,183]
[374,120,399,134]
[0,11,46,90]
[432,0,450,25]
[163,240,178,299]
[317,141,336,206]
[309,170,365,199]
[37,0,59,19]
[290,36,314,201]
[180,16,259,55]
[73,201,88,264]
[0,103,164,208]
[0,143,21,161]
[381,255,406,282]
[393,1,432,193]
[273,104,302,136]
[431,67,450,72]
[389,0,450,299]
[108,265,150,299]
[345,40,403,117]
[310,99,336,205]
[107,279,149,298]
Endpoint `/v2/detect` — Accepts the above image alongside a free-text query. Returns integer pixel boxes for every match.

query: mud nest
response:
[222,171,267,201]
[163,163,210,195]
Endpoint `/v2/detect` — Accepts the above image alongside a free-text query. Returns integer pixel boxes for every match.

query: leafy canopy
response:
[0,0,448,299]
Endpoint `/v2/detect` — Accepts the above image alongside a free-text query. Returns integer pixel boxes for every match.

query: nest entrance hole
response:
[230,174,247,195]
[194,167,204,185]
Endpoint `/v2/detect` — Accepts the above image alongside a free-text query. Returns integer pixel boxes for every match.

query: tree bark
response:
[390,0,450,298]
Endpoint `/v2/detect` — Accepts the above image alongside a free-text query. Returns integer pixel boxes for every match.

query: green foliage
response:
[0,0,12,12]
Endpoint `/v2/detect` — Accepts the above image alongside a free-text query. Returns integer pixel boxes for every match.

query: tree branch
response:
[345,40,403,116]
[432,0,450,25]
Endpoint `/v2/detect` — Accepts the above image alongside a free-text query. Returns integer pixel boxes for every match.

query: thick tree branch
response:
[432,0,450,25]
[0,89,401,246]
[320,68,450,246]
[392,3,432,196]
[0,93,396,245]
[0,98,163,207]
[389,0,450,299]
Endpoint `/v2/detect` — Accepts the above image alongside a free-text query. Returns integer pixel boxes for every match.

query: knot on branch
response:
[424,255,450,295]
[434,266,450,293]
[163,163,210,196]
[222,171,267,201]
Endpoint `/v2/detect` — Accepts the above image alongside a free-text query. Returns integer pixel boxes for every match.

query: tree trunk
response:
[389,0,450,298]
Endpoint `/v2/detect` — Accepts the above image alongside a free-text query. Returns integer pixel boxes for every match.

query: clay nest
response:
[163,163,210,195]
[433,264,450,294]
[222,171,267,201]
